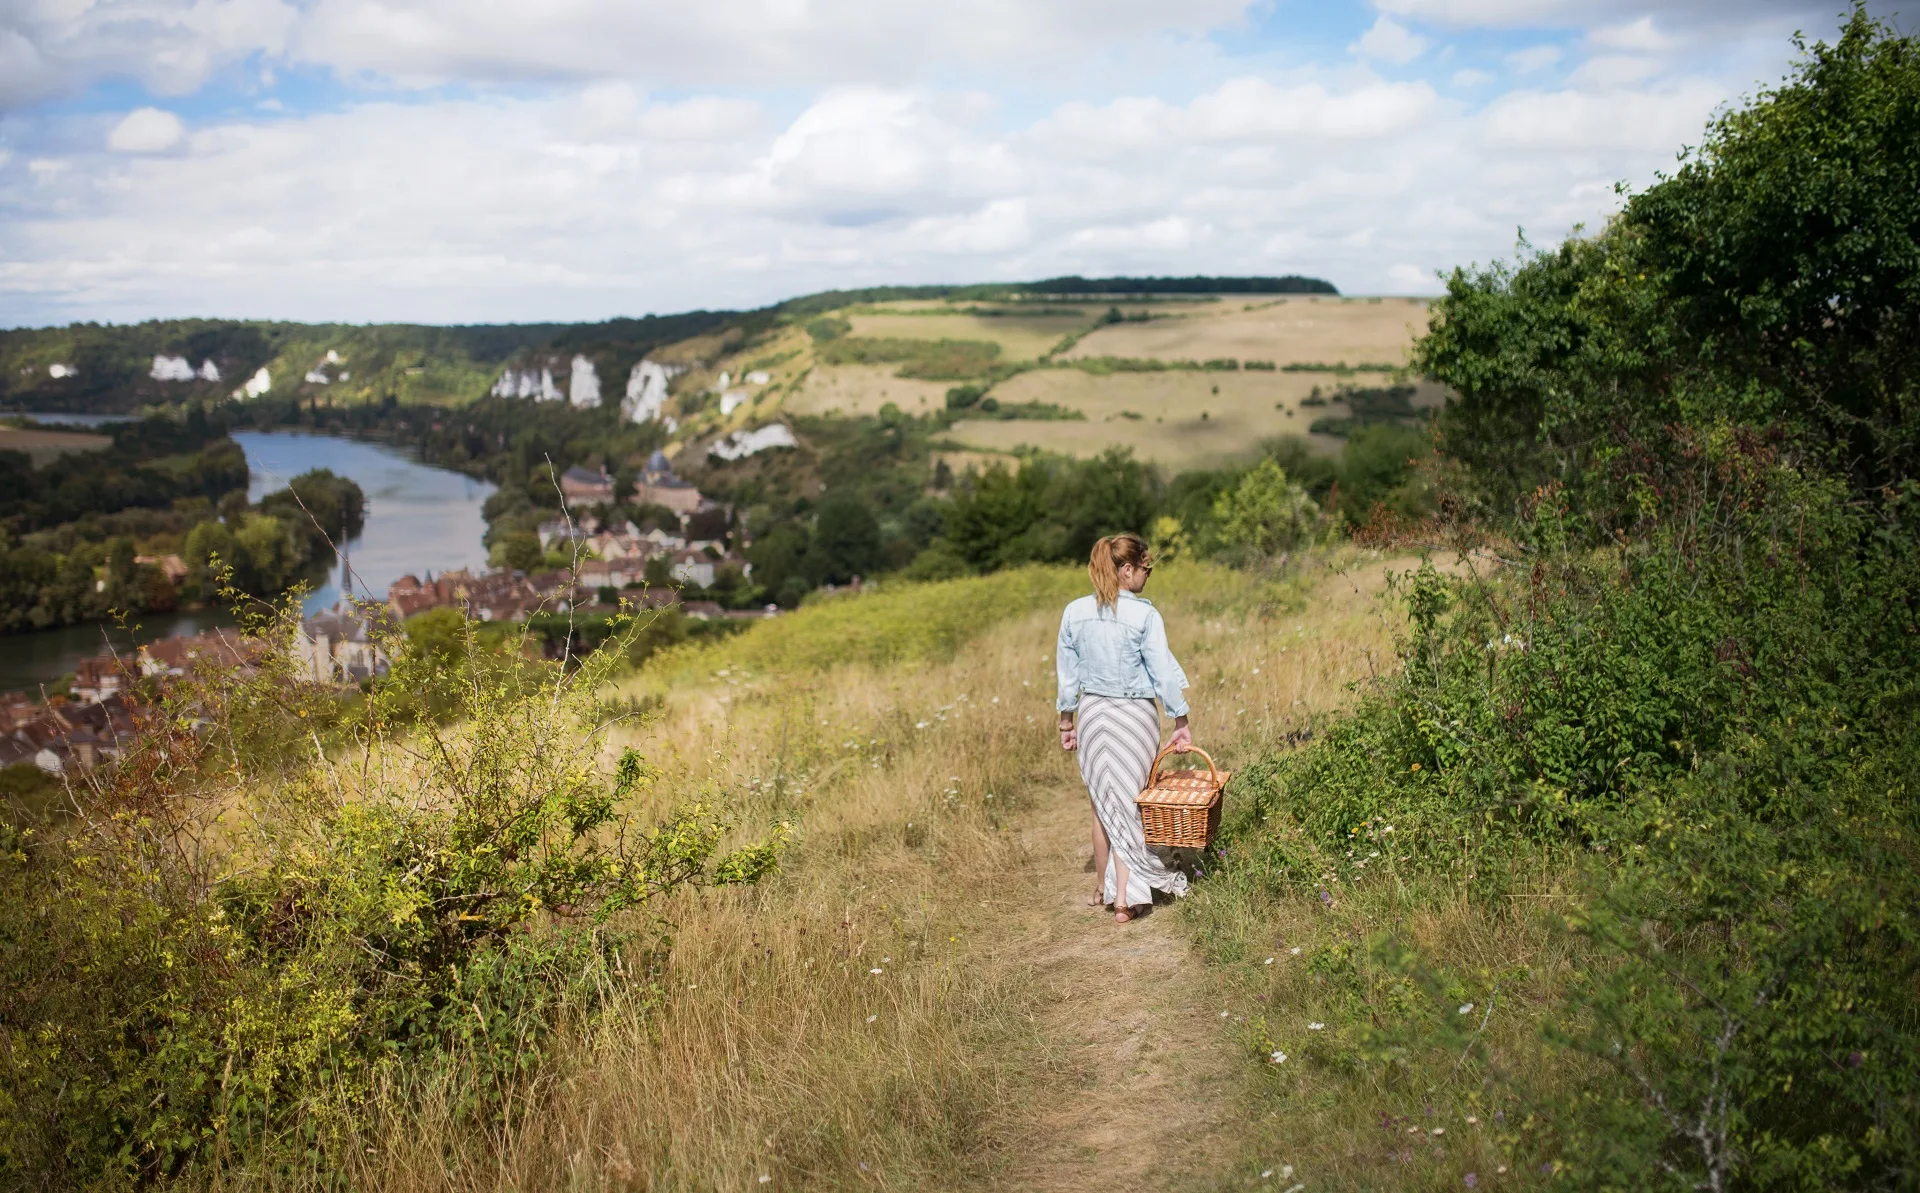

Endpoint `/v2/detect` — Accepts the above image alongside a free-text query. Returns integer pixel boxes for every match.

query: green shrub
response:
[816,336,1002,380]
[0,604,785,1185]
[1219,453,1920,1187]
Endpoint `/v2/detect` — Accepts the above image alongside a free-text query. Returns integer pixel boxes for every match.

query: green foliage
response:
[805,315,851,342]
[942,449,1160,572]
[647,565,1081,682]
[1209,459,1320,560]
[1304,383,1422,437]
[1420,9,1920,513]
[0,604,785,1184]
[255,466,366,548]
[812,493,884,583]
[816,336,1004,380]
[1221,447,1920,1187]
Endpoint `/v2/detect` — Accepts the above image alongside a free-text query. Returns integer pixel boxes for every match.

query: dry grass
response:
[263,551,1574,1192]
[786,364,953,417]
[941,368,1381,470]
[1065,296,1429,368]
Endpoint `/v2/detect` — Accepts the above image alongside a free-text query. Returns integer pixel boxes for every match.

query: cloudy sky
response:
[0,0,1884,326]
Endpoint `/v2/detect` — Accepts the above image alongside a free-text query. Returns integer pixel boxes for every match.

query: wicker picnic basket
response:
[1136,745,1231,849]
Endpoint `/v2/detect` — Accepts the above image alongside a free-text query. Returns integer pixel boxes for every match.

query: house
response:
[295,607,391,684]
[559,466,614,505]
[586,528,652,563]
[70,654,130,703]
[139,630,254,680]
[669,549,716,589]
[537,519,590,550]
[135,553,189,584]
[577,561,642,594]
[634,450,704,515]
[387,569,553,623]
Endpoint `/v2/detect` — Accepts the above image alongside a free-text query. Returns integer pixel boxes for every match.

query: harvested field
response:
[0,425,111,466]
[848,312,1091,360]
[941,413,1339,474]
[786,364,952,417]
[938,367,1391,471]
[1065,295,1429,368]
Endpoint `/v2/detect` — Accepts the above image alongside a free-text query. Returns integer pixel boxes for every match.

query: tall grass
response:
[265,555,1410,1191]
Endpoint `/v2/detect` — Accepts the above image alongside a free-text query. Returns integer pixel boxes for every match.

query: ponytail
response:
[1089,536,1120,608]
[1089,531,1151,609]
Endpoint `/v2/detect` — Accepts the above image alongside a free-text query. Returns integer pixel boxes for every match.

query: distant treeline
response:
[1024,275,1337,296]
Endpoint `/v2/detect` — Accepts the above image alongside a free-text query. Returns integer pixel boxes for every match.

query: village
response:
[0,450,776,777]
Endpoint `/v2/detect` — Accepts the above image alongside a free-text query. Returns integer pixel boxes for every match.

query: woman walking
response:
[1056,532,1193,924]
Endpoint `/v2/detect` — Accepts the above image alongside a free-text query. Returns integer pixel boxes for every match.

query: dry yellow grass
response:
[941,367,1380,470]
[286,555,1420,1192]
[1066,296,1429,368]
[786,363,952,417]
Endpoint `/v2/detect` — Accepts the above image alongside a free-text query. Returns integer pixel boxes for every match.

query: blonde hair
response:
[1089,533,1151,608]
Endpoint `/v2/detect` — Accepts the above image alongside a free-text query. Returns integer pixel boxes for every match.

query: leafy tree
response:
[1210,459,1319,559]
[258,468,366,551]
[1419,8,1920,514]
[810,494,883,584]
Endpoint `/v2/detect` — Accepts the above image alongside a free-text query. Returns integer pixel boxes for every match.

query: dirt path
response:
[988,780,1242,1192]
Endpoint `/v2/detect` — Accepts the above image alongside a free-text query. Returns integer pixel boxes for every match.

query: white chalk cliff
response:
[232,367,271,399]
[709,423,798,461]
[569,355,601,409]
[622,359,684,424]
[150,354,196,382]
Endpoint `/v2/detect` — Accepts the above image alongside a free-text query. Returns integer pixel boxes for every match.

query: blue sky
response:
[0,0,1886,326]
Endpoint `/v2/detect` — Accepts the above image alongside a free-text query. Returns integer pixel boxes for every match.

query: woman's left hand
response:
[1169,722,1193,753]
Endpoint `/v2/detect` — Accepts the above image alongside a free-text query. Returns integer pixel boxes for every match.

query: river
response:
[0,428,496,694]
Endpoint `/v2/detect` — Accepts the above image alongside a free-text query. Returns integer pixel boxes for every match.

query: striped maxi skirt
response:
[1077,694,1191,907]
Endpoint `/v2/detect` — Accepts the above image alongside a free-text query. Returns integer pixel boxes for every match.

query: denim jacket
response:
[1055,590,1190,717]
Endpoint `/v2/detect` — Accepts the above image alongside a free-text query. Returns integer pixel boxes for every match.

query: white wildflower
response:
[1307,1022,1324,1030]
[1459,1003,1474,1015]
[1269,1051,1287,1064]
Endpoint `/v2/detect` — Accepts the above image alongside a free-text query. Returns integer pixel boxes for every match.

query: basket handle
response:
[1149,742,1221,787]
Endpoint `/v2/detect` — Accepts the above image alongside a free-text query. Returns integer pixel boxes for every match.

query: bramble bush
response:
[1223,444,1920,1187]
[0,601,785,1186]
[1211,12,1920,1184]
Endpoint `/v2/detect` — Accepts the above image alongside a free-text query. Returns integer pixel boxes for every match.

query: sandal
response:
[1114,903,1134,924]
[1088,890,1107,907]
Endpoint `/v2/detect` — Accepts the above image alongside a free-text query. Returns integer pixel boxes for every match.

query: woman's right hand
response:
[1168,720,1193,753]
[1058,714,1078,752]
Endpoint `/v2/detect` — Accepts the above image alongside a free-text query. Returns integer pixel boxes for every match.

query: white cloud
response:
[1451,68,1494,87]
[2,0,296,106]
[1350,15,1428,65]
[1480,82,1722,150]
[1590,16,1671,51]
[1571,54,1661,87]
[0,59,1760,323]
[0,0,1261,104]
[1387,262,1439,291]
[108,108,186,153]
[1506,45,1563,73]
